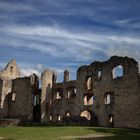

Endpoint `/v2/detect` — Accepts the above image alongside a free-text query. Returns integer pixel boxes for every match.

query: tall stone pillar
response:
[41,70,54,122]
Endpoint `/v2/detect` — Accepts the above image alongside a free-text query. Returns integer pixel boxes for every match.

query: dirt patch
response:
[0,137,12,140]
[62,134,113,139]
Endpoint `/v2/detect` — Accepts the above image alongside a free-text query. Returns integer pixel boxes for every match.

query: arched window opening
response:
[86,76,92,90]
[84,95,93,106]
[58,115,61,121]
[66,112,71,117]
[112,65,123,79]
[80,110,91,120]
[104,92,114,105]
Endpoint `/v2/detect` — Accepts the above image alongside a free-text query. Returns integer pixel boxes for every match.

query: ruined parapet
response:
[0,59,20,115]
[0,60,16,119]
[64,69,69,82]
[30,74,39,94]
[0,59,20,80]
[41,69,54,122]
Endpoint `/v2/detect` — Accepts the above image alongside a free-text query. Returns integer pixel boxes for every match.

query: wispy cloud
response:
[0,25,140,61]
[0,0,140,80]
[114,17,140,29]
[0,1,35,13]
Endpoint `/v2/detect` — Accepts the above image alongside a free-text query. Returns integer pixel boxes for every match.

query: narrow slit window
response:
[12,93,16,101]
[34,96,37,106]
[86,76,92,90]
[50,115,53,121]
[97,70,102,79]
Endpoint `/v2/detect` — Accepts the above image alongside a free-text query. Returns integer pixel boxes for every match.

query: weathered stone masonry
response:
[0,56,140,128]
[41,56,140,128]
[0,60,40,123]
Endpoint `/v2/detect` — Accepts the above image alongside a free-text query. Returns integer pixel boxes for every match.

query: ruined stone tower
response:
[64,69,69,82]
[41,70,54,122]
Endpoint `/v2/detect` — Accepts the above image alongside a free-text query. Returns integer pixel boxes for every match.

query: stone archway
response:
[80,110,97,126]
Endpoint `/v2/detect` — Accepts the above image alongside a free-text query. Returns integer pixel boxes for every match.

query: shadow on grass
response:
[76,127,140,140]
[21,123,64,127]
[77,135,140,140]
[18,123,140,140]
[87,127,140,135]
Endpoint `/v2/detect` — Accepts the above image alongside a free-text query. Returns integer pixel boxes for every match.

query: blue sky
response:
[0,0,140,81]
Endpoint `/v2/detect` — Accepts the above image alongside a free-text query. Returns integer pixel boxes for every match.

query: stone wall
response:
[8,77,34,121]
[0,60,39,122]
[77,56,140,128]
[50,80,78,123]
[0,59,20,119]
[0,56,140,128]
[43,56,140,128]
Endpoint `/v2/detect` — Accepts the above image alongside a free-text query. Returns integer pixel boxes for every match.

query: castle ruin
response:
[0,56,140,128]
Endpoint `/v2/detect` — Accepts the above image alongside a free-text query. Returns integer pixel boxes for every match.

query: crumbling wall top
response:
[0,59,20,80]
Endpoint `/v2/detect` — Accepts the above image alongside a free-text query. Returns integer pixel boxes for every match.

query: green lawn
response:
[0,126,139,140]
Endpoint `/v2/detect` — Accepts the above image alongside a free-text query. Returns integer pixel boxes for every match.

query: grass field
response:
[0,126,140,140]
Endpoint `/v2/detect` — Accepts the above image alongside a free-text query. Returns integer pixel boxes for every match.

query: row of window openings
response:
[50,111,93,122]
[49,111,92,122]
[48,112,114,125]
[55,88,77,99]
[84,93,113,106]
[50,112,71,121]
[11,93,112,106]
[86,65,123,90]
